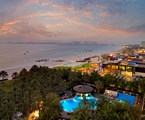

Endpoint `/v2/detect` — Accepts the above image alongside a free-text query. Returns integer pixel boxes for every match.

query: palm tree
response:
[0,100,15,120]
[90,71,101,84]
[102,74,113,87]
[17,97,30,115]
[19,68,28,77]
[0,70,8,80]
[67,71,80,88]
[11,72,18,79]
[71,106,92,120]
[82,73,90,83]
[71,97,93,120]
[40,92,60,120]
[95,80,104,93]
[30,65,39,73]
[95,97,142,120]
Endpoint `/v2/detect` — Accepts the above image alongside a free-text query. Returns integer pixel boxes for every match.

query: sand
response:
[2,46,125,80]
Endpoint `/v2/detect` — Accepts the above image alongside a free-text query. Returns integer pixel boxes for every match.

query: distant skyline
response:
[0,0,145,44]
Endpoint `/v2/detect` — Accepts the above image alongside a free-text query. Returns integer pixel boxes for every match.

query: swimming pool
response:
[117,92,136,106]
[60,95,97,112]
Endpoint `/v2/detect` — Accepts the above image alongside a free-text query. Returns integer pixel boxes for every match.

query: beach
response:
[0,43,123,79]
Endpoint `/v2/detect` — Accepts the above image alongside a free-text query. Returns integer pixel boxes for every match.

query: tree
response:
[19,68,28,77]
[71,106,92,120]
[90,71,102,84]
[102,73,113,87]
[0,70,8,80]
[30,65,39,72]
[82,73,91,83]
[0,100,15,120]
[95,97,142,120]
[68,71,81,87]
[17,97,30,115]
[95,80,104,93]
[71,96,94,120]
[11,72,18,79]
[39,92,61,120]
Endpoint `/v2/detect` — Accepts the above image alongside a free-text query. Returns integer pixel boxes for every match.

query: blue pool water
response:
[117,92,136,106]
[60,95,97,112]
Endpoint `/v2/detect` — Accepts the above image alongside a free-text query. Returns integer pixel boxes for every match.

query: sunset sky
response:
[0,0,145,44]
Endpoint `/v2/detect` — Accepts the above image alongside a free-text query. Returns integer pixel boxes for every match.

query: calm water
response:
[118,92,135,106]
[60,95,97,112]
[0,43,121,70]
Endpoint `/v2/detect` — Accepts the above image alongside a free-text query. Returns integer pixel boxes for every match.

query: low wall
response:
[135,72,145,77]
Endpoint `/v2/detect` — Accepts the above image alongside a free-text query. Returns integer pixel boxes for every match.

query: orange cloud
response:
[0,26,9,31]
[0,26,10,35]
[0,11,129,37]
[5,20,21,26]
[0,20,21,36]
[99,12,112,17]
[0,6,141,41]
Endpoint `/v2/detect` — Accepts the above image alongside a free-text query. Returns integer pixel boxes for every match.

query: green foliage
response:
[0,70,8,80]
[39,92,60,120]
[0,65,145,119]
[11,72,18,79]
[95,97,142,120]
[53,66,71,70]
[0,65,73,119]
[0,80,14,96]
[71,97,93,120]
[73,63,94,71]
[71,107,92,120]
[95,80,104,93]
[71,96,142,120]
[0,100,15,120]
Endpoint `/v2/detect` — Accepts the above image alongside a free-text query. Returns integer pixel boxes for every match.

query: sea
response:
[0,43,122,75]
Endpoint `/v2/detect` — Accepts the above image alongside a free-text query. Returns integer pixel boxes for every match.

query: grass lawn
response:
[0,80,14,96]
[72,62,96,71]
[53,66,71,69]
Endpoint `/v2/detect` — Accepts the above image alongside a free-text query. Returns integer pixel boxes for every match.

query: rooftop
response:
[73,85,94,93]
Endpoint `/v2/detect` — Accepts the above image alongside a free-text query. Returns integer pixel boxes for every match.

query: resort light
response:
[34,110,39,118]
[28,110,39,120]
[85,94,88,96]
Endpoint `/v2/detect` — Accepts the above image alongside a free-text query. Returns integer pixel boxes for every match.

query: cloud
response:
[0,16,64,41]
[37,0,132,17]
[0,19,21,36]
[5,20,21,26]
[127,24,145,33]
[15,23,61,37]
[35,0,94,19]
[99,12,112,17]
[0,0,144,44]
[0,10,141,40]
[0,26,10,35]
[0,10,64,36]
[98,0,131,15]
[0,0,25,16]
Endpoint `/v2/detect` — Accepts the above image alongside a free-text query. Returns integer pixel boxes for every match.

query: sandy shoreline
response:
[1,45,125,80]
